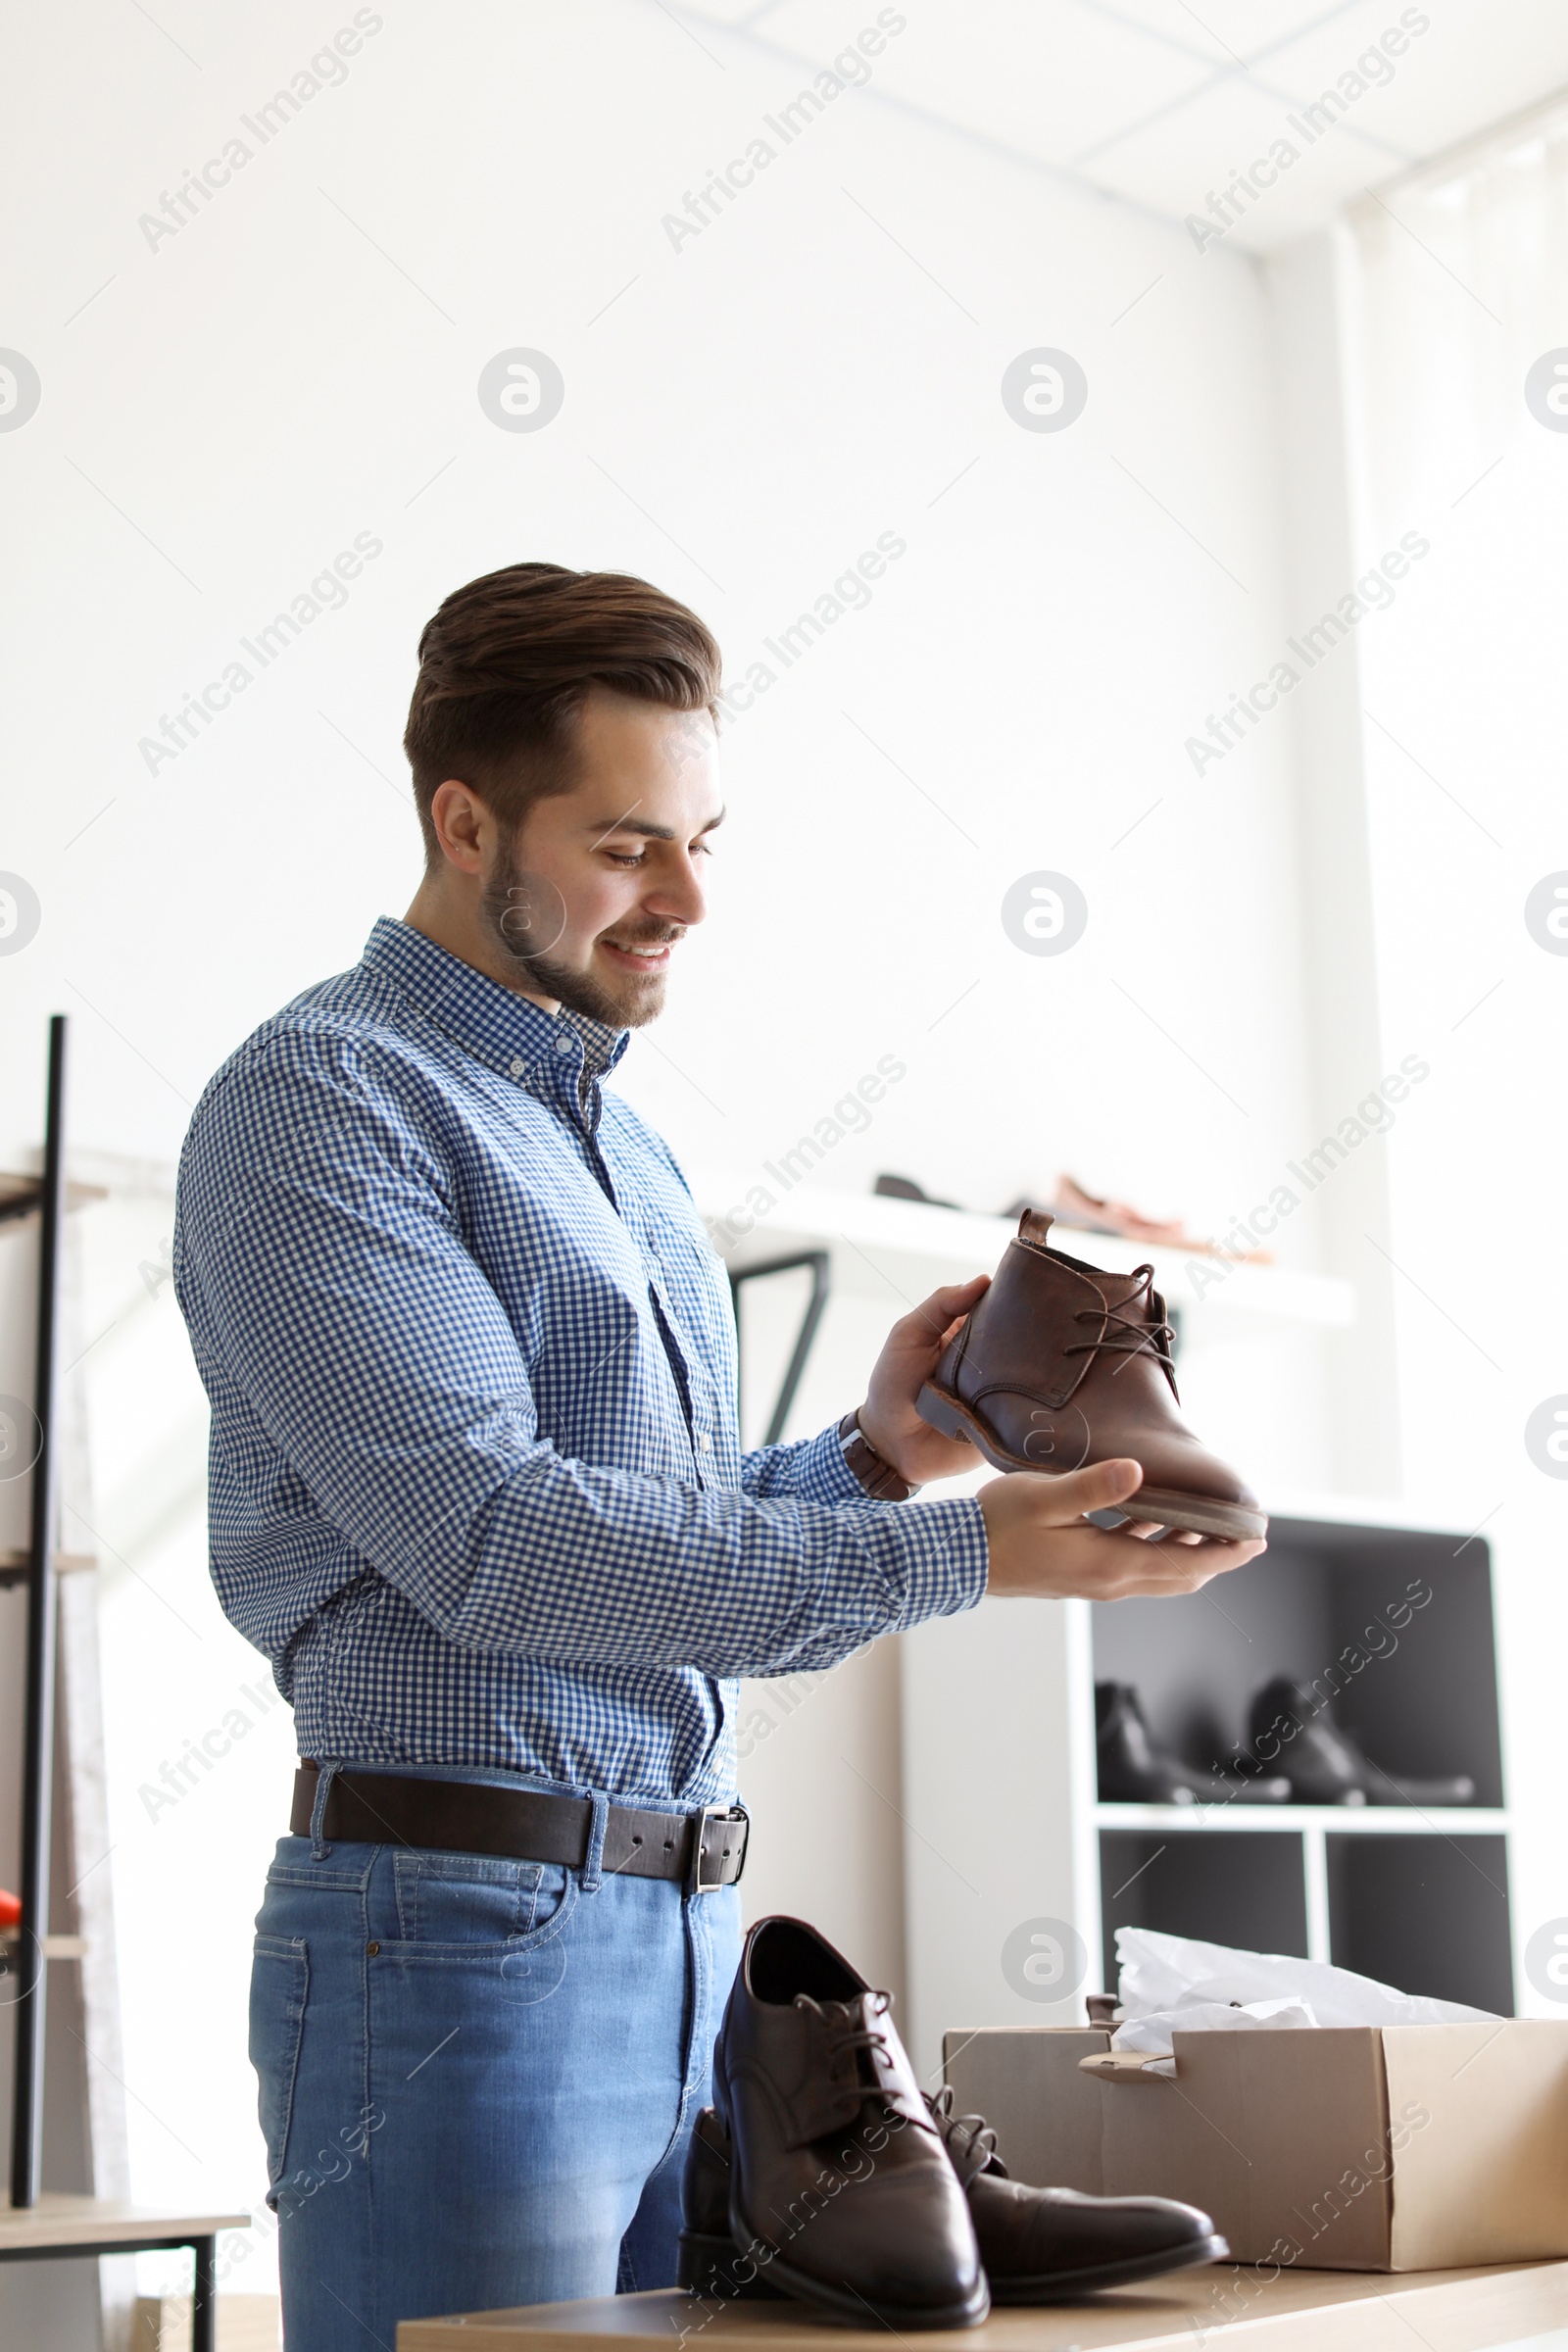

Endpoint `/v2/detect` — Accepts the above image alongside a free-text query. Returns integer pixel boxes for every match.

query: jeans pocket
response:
[249,1933,309,2191]
[392,1852,577,1955]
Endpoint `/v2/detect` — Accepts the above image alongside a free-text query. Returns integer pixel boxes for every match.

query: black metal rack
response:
[0,1016,227,2349]
[727,1250,831,1447]
[9,1013,66,2211]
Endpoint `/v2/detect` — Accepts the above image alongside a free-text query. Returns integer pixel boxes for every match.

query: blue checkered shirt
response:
[173,918,988,1806]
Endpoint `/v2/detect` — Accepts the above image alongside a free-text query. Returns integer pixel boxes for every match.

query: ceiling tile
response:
[1065,0,1329,71]
[706,0,1217,165]
[677,0,1568,249]
[1078,74,1315,228]
[1259,0,1568,170]
[678,0,776,22]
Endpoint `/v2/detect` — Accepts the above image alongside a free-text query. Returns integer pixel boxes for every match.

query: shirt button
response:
[554,1034,575,1056]
[509,1057,524,1079]
[697,1433,711,1453]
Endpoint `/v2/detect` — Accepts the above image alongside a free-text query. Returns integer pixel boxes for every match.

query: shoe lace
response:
[1061,1264,1176,1386]
[796,1990,896,2101]
[925,2084,999,2185]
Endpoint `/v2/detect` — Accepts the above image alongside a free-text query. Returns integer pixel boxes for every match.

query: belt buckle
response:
[689,1802,748,1896]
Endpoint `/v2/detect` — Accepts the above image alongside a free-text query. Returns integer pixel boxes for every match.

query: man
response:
[173,563,1259,2347]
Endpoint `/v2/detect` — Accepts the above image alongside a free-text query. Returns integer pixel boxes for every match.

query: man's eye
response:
[606,850,646,867]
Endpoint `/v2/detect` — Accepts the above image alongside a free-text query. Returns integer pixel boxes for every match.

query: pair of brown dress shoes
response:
[679,1916,1225,2329]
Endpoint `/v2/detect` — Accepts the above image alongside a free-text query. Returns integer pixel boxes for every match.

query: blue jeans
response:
[249,1805,741,2349]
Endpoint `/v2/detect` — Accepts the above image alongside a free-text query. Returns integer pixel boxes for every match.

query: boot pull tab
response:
[1017,1207,1055,1250]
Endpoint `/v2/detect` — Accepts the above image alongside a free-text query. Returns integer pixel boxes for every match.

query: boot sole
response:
[917,1384,1267,1544]
[988,2230,1230,2303]
[727,2203,991,2331]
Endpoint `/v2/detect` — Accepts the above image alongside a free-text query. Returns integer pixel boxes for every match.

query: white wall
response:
[0,0,1373,2327]
[3,3,1319,1233]
[1330,132,1568,2008]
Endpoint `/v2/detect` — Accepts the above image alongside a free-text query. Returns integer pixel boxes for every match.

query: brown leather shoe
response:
[917,1209,1266,1542]
[710,1916,988,2329]
[679,2091,1228,2306]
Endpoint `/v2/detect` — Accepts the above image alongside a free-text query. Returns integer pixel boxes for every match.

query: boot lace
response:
[1061,1264,1177,1388]
[926,2084,1000,2185]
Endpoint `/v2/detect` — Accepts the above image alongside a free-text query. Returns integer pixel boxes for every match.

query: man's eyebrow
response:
[582,808,727,841]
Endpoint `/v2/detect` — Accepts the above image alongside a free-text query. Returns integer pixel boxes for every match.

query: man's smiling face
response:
[483,691,723,1028]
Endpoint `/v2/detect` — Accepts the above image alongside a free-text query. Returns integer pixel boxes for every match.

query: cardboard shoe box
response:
[944,2021,1568,2271]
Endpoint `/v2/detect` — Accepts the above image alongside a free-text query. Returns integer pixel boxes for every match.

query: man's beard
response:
[479,850,675,1031]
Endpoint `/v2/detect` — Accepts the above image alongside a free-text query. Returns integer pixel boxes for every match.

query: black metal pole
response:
[191,2234,217,2352]
[727,1250,832,1447]
[11,1015,67,2208]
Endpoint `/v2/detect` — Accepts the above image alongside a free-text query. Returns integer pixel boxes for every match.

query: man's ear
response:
[427,778,491,876]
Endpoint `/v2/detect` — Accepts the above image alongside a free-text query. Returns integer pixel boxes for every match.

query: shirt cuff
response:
[887,1495,990,1630]
[794,1418,882,1504]
[791,1422,990,1627]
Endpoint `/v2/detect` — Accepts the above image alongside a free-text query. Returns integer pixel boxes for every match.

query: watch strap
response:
[838,1408,918,1502]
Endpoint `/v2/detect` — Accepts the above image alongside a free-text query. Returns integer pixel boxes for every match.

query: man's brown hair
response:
[403,562,721,862]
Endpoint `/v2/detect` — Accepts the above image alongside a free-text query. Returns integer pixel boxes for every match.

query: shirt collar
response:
[361,917,630,1091]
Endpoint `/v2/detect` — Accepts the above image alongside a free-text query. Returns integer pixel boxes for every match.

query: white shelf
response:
[1095,1803,1508,1835]
[694,1173,1355,1328]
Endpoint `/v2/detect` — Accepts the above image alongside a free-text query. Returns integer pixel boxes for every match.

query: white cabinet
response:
[899,1495,1512,2085]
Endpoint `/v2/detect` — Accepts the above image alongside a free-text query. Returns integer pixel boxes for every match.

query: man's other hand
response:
[981,1457,1267,1599]
[858,1275,991,1485]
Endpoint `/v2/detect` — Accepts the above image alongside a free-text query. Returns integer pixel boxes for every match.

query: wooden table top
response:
[0,2193,250,2253]
[398,2260,1568,2352]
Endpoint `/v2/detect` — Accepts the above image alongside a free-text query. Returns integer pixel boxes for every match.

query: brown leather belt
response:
[289,1763,749,1894]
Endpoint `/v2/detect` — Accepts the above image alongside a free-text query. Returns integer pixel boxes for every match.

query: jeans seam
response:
[360,1865,375,2339]
[254,1936,311,2199]
[390,1857,575,1953]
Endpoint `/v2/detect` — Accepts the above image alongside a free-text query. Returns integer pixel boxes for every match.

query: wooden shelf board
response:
[398,2262,1568,2352]
[0,2194,248,2253]
[0,1549,96,1587]
[0,1173,109,1222]
[1094,1804,1508,1834]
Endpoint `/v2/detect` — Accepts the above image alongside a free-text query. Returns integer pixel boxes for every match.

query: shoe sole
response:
[918,1383,1267,1544]
[987,2230,1231,2304]
[726,2204,991,2331]
[682,2224,1230,2312]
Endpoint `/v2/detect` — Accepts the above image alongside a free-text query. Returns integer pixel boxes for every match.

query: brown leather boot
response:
[917,1209,1266,1542]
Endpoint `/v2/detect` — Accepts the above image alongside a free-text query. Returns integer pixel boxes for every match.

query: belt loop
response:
[309,1760,342,1861]
[580,1790,609,1894]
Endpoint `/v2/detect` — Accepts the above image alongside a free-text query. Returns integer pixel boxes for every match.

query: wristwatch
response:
[838,1408,919,1502]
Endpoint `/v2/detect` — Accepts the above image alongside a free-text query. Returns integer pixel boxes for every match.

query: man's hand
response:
[858,1275,992,1485]
[981,1456,1267,1599]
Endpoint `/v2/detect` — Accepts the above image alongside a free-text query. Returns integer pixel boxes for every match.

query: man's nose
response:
[646,857,707,928]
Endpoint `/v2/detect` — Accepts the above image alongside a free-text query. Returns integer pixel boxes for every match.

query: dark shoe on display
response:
[874,1172,964,1209]
[917,1209,1267,1543]
[678,2089,1227,2307]
[709,1914,989,2329]
[1097,1682,1290,1805]
[1246,1677,1476,1806]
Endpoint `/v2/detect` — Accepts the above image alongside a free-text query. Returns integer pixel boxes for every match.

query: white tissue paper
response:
[1109,1927,1496,2076]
